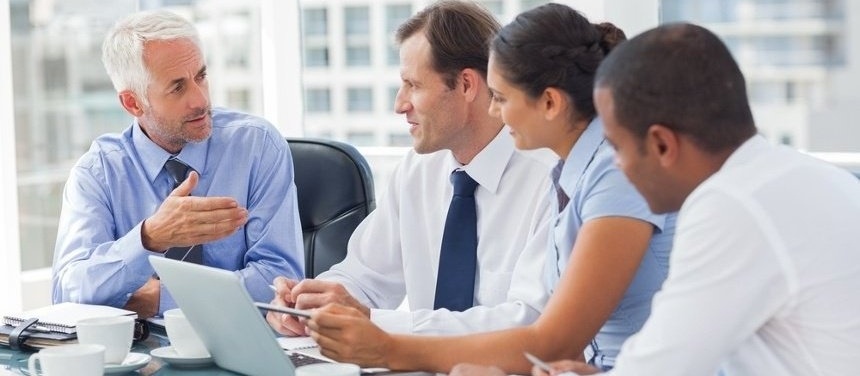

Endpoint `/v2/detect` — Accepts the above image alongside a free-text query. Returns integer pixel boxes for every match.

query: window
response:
[344,6,370,35]
[227,88,251,111]
[388,85,400,111]
[385,4,411,33]
[304,46,329,67]
[347,131,376,146]
[302,8,327,37]
[302,8,329,68]
[346,46,371,66]
[389,133,412,147]
[520,0,547,11]
[344,6,371,67]
[347,87,373,112]
[387,45,399,66]
[305,88,331,113]
[480,1,504,17]
[385,4,411,66]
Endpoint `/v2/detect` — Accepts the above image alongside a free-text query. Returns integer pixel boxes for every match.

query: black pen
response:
[254,302,312,319]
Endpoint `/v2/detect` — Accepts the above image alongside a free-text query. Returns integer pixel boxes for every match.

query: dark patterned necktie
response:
[433,170,479,311]
[162,157,203,264]
[551,160,569,212]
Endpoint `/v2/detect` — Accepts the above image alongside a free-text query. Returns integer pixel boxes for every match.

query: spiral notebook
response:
[3,302,137,334]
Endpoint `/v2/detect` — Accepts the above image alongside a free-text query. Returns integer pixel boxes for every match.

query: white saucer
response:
[150,346,214,368]
[104,352,151,374]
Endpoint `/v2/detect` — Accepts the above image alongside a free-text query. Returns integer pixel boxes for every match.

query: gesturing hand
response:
[141,171,248,252]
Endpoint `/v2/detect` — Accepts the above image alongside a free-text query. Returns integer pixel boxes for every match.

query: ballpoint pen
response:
[524,352,580,376]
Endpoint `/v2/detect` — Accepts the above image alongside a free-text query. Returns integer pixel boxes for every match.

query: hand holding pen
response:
[526,352,599,376]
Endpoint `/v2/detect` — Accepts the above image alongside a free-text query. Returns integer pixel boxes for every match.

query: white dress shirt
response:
[607,135,860,375]
[317,129,553,334]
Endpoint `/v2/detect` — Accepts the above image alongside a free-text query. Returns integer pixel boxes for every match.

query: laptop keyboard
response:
[289,352,330,367]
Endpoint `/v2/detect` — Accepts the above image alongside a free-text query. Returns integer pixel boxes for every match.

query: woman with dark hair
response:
[304,4,676,375]
[471,3,674,373]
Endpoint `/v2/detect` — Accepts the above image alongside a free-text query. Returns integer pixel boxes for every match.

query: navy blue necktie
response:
[434,170,479,311]
[163,157,203,264]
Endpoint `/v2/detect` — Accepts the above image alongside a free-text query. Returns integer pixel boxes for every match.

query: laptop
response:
[150,256,334,376]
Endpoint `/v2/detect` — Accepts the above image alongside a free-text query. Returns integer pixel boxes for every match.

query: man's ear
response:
[459,68,482,102]
[118,90,145,117]
[646,124,680,167]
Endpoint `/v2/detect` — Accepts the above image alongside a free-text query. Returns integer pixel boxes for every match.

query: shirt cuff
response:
[370,308,413,334]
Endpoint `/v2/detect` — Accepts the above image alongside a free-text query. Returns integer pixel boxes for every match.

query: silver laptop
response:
[150,256,323,376]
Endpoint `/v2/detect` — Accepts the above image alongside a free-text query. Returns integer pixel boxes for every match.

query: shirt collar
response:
[559,117,605,196]
[443,127,514,194]
[132,119,209,183]
[720,134,768,171]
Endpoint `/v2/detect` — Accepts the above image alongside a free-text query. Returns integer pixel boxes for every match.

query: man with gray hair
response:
[52,9,304,318]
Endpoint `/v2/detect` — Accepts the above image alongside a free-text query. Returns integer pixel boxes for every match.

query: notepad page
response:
[276,336,319,350]
[3,302,137,334]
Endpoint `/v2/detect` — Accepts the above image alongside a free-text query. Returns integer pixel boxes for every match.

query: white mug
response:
[28,343,105,376]
[164,308,210,358]
[295,363,360,376]
[76,315,135,364]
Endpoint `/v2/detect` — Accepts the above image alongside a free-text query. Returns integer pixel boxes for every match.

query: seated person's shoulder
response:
[211,107,277,133]
[210,107,284,145]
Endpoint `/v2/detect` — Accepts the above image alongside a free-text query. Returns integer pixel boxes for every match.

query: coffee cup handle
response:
[27,353,43,376]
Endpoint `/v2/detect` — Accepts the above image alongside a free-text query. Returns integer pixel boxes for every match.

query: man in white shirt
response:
[266,0,551,336]
[524,22,860,376]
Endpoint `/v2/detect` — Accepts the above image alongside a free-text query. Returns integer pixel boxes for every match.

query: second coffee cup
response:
[75,315,135,364]
[164,308,210,358]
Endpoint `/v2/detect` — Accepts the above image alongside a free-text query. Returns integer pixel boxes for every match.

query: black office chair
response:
[286,138,376,278]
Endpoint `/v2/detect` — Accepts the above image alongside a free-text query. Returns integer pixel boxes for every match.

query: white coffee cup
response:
[76,315,135,364]
[164,308,210,358]
[28,343,105,376]
[296,363,360,376]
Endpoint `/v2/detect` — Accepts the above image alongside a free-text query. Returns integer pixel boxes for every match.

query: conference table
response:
[0,327,432,375]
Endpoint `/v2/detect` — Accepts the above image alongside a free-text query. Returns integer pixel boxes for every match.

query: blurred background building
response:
[663,0,860,151]
[3,0,858,310]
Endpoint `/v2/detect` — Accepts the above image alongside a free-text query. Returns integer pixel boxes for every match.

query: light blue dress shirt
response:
[52,108,304,315]
[545,118,676,369]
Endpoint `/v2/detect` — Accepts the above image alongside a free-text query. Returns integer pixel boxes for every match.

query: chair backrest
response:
[286,138,376,278]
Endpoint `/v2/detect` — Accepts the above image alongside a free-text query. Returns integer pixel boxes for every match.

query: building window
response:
[389,133,412,147]
[303,8,328,37]
[227,89,251,112]
[346,46,371,66]
[304,47,329,67]
[347,131,376,146]
[347,87,373,112]
[385,4,411,67]
[303,7,329,68]
[345,6,370,36]
[520,0,546,12]
[388,85,400,111]
[385,4,412,33]
[480,1,504,17]
[387,45,399,66]
[305,88,331,113]
[344,6,371,67]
